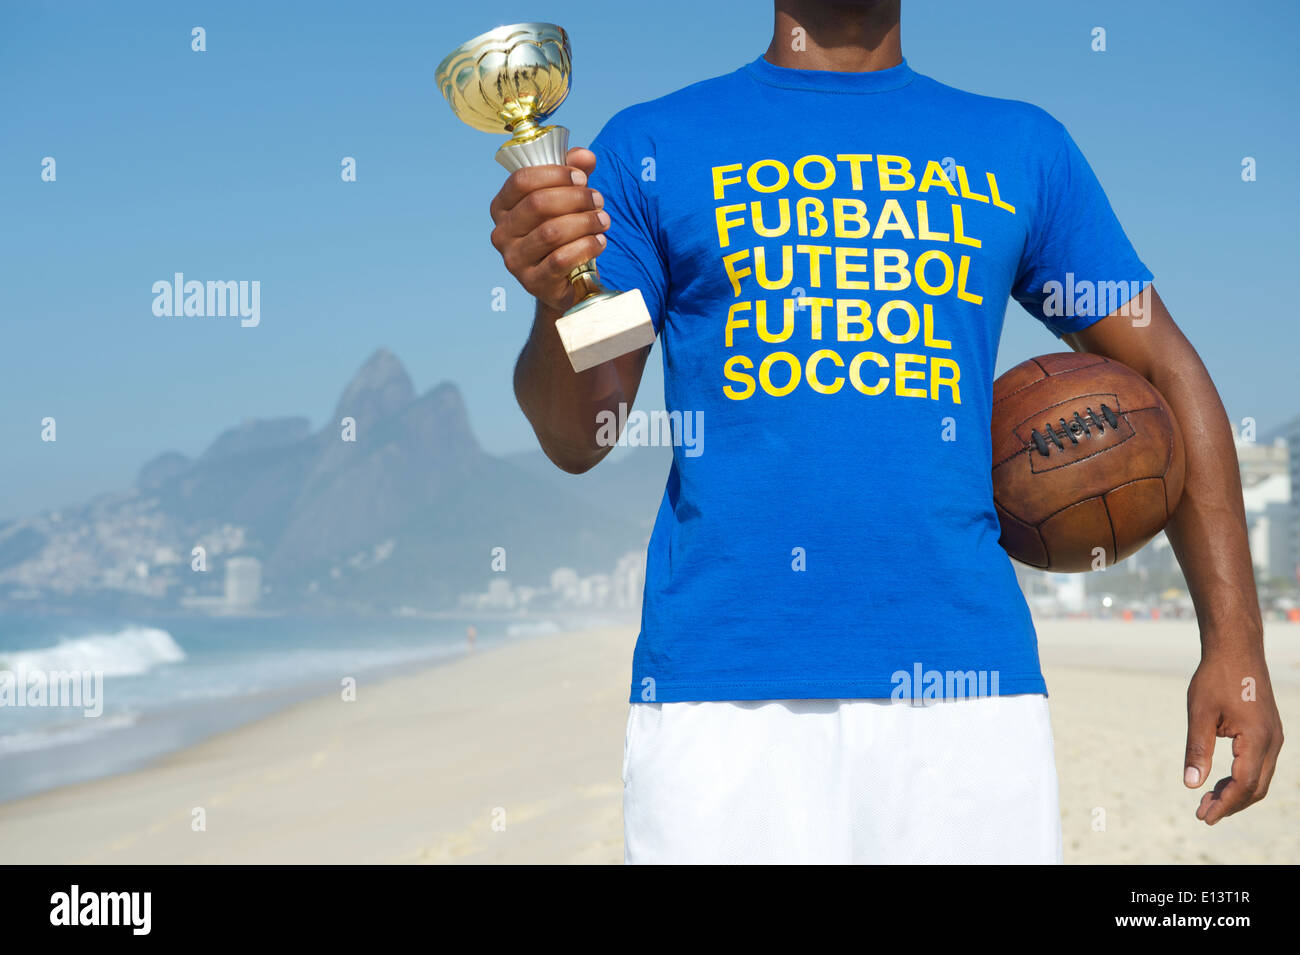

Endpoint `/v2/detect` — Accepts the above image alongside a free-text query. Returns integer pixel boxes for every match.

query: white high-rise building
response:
[484,577,516,610]
[1238,435,1292,580]
[224,556,262,611]
[550,567,580,604]
[613,551,647,611]
[1283,417,1300,583]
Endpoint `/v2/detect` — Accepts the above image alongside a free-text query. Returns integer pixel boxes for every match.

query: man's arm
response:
[489,147,653,474]
[1063,285,1283,824]
[513,298,653,475]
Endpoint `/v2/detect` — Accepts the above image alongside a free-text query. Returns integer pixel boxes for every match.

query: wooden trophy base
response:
[554,288,656,372]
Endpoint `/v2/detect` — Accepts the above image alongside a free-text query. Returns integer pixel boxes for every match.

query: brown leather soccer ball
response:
[991,352,1185,572]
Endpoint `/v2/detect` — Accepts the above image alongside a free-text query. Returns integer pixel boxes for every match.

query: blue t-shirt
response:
[588,56,1151,703]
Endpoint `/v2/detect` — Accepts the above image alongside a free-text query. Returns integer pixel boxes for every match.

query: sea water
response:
[0,614,511,803]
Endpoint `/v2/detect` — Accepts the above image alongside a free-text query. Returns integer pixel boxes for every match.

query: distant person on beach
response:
[466,626,477,654]
[492,0,1282,862]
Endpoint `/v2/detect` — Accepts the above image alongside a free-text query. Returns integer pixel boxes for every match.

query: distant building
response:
[456,552,647,615]
[1014,563,1087,617]
[582,573,611,608]
[1239,437,1289,507]
[1259,501,1295,584]
[613,551,647,611]
[550,567,579,604]
[1284,417,1300,583]
[224,556,262,611]
[458,577,519,612]
[484,578,516,610]
[1238,434,1293,580]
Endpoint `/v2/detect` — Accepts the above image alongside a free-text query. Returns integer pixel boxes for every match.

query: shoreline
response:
[0,627,513,805]
[0,620,1294,863]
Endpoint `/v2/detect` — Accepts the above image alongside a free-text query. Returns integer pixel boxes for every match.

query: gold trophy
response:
[436,23,656,373]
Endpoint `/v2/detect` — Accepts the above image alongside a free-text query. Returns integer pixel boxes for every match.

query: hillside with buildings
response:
[0,350,670,617]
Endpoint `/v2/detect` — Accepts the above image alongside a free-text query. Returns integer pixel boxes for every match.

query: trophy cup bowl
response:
[436,23,657,373]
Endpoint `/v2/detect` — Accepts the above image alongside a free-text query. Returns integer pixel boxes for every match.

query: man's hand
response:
[488,147,608,313]
[1185,646,1284,824]
[1065,285,1283,823]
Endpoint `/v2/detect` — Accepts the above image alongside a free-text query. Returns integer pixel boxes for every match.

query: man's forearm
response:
[1151,351,1264,649]
[1070,288,1281,820]
[1067,290,1263,651]
[513,299,652,473]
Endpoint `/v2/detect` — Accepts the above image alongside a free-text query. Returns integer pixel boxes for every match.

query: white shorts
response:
[623,694,1061,864]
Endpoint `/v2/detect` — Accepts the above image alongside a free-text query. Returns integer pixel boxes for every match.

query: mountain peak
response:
[331,348,417,426]
[402,380,481,456]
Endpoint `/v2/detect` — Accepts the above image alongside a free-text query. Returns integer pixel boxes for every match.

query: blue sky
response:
[2,0,1297,520]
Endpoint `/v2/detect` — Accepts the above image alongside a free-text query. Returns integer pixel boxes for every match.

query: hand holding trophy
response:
[436,23,656,373]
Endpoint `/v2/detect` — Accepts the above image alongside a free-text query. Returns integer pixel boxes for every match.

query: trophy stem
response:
[509,117,542,141]
[564,290,620,316]
[495,124,570,172]
[568,262,603,303]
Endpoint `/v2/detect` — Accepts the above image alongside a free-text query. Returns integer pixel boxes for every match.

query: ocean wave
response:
[0,713,139,755]
[0,626,185,677]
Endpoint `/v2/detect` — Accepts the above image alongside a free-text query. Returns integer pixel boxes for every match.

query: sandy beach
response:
[0,619,1295,864]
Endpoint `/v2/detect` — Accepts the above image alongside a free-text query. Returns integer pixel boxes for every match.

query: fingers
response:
[493,199,609,310]
[1196,729,1268,824]
[1183,698,1217,790]
[494,183,604,241]
[490,165,590,222]
[506,209,610,273]
[518,232,609,305]
[1255,739,1281,803]
[538,231,607,279]
[566,146,597,178]
[485,148,606,312]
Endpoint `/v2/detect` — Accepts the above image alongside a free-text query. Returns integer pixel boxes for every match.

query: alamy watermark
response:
[0,664,103,718]
[152,272,260,327]
[1042,273,1151,326]
[595,402,704,457]
[891,662,1000,703]
[50,885,151,935]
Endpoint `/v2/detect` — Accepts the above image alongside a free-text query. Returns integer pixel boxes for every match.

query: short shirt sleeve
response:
[1012,123,1153,337]
[587,117,670,335]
